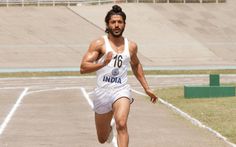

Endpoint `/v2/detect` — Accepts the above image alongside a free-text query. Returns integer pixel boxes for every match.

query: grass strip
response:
[157,84,236,144]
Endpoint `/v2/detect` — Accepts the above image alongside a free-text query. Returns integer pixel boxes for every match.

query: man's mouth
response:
[114,29,120,33]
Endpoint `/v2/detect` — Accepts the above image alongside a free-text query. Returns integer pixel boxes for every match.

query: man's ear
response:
[105,27,109,33]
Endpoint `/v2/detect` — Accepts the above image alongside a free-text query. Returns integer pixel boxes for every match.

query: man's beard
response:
[107,27,125,38]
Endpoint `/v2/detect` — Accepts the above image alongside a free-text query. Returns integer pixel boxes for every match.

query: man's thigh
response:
[112,97,131,124]
[95,111,113,137]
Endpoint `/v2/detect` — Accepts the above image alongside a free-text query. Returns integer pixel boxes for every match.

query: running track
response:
[0,75,235,147]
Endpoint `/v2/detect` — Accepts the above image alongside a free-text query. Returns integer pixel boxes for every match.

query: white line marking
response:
[80,87,94,109]
[0,87,29,136]
[0,76,96,80]
[0,87,25,90]
[26,87,81,96]
[0,86,95,91]
[131,89,236,147]
[80,87,118,147]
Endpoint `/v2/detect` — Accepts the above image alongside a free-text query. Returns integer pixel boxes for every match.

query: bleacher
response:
[0,1,235,68]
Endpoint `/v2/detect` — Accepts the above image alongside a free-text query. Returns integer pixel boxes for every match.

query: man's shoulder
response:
[88,36,106,53]
[127,39,137,52]
[90,36,105,47]
[128,40,137,47]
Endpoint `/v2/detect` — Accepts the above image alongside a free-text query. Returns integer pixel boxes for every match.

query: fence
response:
[0,0,226,7]
[128,0,226,2]
[0,0,115,7]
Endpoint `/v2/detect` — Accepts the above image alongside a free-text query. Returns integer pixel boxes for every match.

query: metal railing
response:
[0,0,116,7]
[0,0,226,7]
[129,0,226,3]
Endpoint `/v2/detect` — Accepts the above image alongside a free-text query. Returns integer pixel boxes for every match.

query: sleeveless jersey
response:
[96,35,130,89]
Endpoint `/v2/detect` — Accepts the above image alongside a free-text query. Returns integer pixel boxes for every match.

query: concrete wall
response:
[0,2,235,69]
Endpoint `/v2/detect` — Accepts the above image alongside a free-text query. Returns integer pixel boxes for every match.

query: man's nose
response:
[115,22,119,27]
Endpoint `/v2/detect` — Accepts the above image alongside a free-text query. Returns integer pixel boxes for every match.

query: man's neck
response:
[108,34,124,45]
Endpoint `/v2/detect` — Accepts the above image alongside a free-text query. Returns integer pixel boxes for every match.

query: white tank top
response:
[96,35,130,89]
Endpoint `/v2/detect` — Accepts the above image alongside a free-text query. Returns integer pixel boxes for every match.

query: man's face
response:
[107,15,125,37]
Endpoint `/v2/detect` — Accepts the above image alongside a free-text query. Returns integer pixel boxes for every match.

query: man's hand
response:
[104,51,113,65]
[145,89,158,103]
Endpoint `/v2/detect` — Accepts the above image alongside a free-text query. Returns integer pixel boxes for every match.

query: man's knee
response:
[98,136,107,144]
[116,119,127,131]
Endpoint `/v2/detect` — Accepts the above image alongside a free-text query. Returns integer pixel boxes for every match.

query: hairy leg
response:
[95,111,113,144]
[113,97,131,147]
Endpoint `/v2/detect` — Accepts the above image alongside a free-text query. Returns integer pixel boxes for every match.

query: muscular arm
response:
[80,39,112,74]
[130,42,158,103]
[130,42,149,91]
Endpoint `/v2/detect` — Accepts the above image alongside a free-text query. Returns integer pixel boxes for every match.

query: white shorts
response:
[90,84,133,114]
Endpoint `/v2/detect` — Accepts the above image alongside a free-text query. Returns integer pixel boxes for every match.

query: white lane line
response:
[131,89,236,147]
[0,87,25,90]
[26,87,81,96]
[0,76,96,80]
[80,87,118,147]
[80,87,94,109]
[0,87,29,136]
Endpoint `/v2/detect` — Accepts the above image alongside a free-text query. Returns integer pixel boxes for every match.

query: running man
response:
[80,5,158,147]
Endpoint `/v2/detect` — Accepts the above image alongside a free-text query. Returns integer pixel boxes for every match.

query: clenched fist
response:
[104,51,113,65]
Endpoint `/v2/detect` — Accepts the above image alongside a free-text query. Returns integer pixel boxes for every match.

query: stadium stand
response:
[69,1,236,67]
[0,0,235,69]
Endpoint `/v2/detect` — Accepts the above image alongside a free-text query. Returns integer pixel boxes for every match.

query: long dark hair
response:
[105,5,126,33]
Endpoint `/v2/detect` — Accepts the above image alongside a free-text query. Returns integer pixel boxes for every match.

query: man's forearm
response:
[132,63,150,91]
[80,62,105,74]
